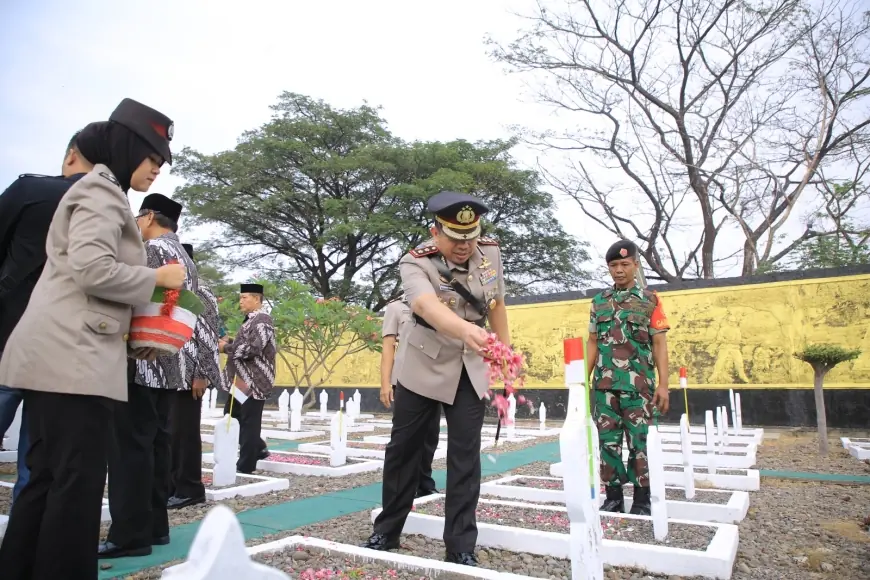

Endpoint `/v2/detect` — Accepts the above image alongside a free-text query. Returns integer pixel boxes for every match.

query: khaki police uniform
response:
[368,191,507,563]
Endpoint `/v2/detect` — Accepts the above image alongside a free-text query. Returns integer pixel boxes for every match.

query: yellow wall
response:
[278,274,870,390]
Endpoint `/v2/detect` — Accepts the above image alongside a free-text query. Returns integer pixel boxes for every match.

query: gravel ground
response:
[757,431,870,475]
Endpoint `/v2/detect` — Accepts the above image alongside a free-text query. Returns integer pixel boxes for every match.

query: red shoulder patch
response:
[409,245,438,258]
[478,237,499,246]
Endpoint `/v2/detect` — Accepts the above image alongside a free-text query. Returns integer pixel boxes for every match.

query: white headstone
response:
[353,389,361,409]
[539,402,547,430]
[4,401,22,451]
[213,416,240,487]
[209,387,218,409]
[705,410,717,475]
[345,398,357,428]
[728,389,737,433]
[329,411,347,467]
[289,388,303,432]
[716,406,726,446]
[160,504,290,579]
[201,389,210,414]
[721,405,730,434]
[679,414,696,499]
[278,390,290,424]
[735,393,743,431]
[506,393,517,439]
[319,390,328,417]
[646,426,669,541]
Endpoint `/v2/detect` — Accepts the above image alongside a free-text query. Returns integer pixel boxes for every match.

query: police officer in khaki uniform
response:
[380,296,440,497]
[363,191,511,567]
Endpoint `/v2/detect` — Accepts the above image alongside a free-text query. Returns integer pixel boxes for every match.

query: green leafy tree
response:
[171,92,589,310]
[794,343,861,454]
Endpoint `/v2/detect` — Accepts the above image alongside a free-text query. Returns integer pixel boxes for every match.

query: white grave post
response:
[209,387,218,410]
[289,388,303,432]
[329,409,347,466]
[728,389,737,433]
[705,410,717,475]
[212,416,240,487]
[679,413,696,499]
[4,401,22,451]
[735,393,743,431]
[201,389,210,415]
[507,392,517,439]
[539,402,547,430]
[319,390,328,417]
[716,406,726,447]
[646,426,669,541]
[161,504,290,579]
[560,338,604,580]
[353,389,362,411]
[278,389,290,425]
[721,405,730,435]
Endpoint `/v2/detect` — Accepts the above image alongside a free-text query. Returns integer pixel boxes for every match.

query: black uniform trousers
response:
[168,389,205,499]
[375,367,485,552]
[0,391,111,580]
[106,382,172,548]
[223,394,266,473]
[392,385,441,494]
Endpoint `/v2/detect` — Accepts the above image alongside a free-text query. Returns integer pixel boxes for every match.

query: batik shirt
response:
[187,284,222,390]
[223,308,277,400]
[588,283,669,395]
[135,232,199,390]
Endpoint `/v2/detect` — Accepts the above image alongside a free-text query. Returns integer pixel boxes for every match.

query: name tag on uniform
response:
[479,268,497,286]
[439,283,453,291]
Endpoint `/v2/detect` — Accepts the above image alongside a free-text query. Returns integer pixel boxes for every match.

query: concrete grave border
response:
[481,475,750,524]
[201,468,290,500]
[203,451,382,477]
[297,440,448,460]
[374,494,739,580]
[549,462,760,491]
[841,437,870,461]
[656,424,764,444]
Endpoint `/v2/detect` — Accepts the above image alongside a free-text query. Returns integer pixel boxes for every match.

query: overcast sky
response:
[2,0,847,285]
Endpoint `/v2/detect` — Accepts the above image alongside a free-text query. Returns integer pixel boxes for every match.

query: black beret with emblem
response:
[428,191,490,241]
[605,239,639,263]
[240,283,264,295]
[182,243,194,259]
[109,98,174,164]
[140,193,183,223]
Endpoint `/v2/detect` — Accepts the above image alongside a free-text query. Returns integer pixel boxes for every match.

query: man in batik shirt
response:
[101,193,198,558]
[219,283,277,473]
[167,243,222,509]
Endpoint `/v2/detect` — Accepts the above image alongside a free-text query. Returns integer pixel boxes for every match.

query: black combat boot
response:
[601,486,624,513]
[629,486,651,516]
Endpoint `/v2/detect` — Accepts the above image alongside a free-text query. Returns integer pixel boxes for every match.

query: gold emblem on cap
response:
[456,206,476,225]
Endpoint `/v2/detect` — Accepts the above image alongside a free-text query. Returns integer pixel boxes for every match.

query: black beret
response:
[241,283,264,294]
[605,240,639,263]
[140,193,182,223]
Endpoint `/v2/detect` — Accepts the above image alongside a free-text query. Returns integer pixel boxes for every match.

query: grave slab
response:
[201,468,290,500]
[550,442,756,470]
[845,440,870,461]
[376,494,739,580]
[202,451,382,477]
[297,440,448,460]
[549,462,760,491]
[656,424,764,444]
[481,475,750,524]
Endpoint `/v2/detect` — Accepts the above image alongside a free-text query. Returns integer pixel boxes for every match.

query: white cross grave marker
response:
[560,338,604,580]
[507,392,517,439]
[201,389,210,415]
[705,410,717,475]
[329,409,347,467]
[289,388,303,432]
[213,416,240,487]
[319,390,328,417]
[679,413,696,499]
[728,389,737,433]
[278,390,290,424]
[4,401,22,451]
[539,402,547,430]
[209,387,218,410]
[735,393,743,431]
[647,426,669,541]
[161,504,290,579]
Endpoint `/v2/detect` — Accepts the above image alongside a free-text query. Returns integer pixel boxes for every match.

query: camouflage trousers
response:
[594,389,654,488]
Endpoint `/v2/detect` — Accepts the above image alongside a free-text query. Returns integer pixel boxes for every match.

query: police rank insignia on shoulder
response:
[478,237,499,246]
[479,268,497,286]
[19,173,52,179]
[409,245,438,258]
[99,172,120,187]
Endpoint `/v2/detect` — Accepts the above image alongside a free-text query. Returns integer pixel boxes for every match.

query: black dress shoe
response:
[601,485,624,513]
[152,535,170,546]
[360,533,400,551]
[167,495,206,510]
[445,551,478,566]
[629,486,651,516]
[415,488,439,498]
[98,541,152,559]
[258,448,270,460]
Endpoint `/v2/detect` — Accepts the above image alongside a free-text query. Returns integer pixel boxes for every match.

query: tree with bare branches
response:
[489,0,870,280]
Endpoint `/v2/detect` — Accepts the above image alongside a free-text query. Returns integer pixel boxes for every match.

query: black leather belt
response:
[414,313,485,330]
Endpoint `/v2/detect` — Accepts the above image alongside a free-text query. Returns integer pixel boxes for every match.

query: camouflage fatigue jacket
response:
[588,284,669,395]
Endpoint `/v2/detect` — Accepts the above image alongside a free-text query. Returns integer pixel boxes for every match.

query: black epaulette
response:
[18,173,54,180]
[409,245,438,258]
[478,237,499,246]
[98,172,120,187]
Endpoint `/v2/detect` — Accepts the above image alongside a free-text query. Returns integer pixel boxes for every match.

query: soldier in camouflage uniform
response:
[586,240,670,516]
